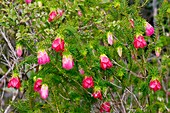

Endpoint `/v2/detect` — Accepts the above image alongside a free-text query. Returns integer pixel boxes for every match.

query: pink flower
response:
[37,50,50,65]
[133,35,147,49]
[82,76,94,89]
[79,68,85,75]
[16,45,22,57]
[48,11,57,22]
[145,22,154,36]
[40,84,48,100]
[25,0,32,4]
[62,55,74,70]
[107,32,113,45]
[100,102,111,113]
[100,54,113,70]
[92,90,102,100]
[52,38,65,52]
[78,10,82,16]
[57,9,64,17]
[8,77,21,89]
[34,78,42,92]
[130,19,134,28]
[149,79,161,92]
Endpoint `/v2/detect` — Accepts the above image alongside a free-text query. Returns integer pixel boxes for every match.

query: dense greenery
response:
[0,0,170,112]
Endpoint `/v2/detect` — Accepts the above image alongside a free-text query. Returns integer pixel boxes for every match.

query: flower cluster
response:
[34,78,48,100]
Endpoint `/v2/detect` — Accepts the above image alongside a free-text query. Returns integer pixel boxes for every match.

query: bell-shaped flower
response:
[82,76,94,89]
[62,55,74,70]
[100,54,113,70]
[52,38,65,52]
[40,84,48,100]
[149,79,161,92]
[34,78,42,92]
[133,35,147,49]
[48,11,57,22]
[8,75,21,89]
[145,22,154,36]
[100,102,111,113]
[37,50,50,65]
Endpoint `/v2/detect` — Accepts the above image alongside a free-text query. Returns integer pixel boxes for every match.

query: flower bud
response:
[129,19,134,28]
[57,9,64,17]
[145,22,154,36]
[133,35,147,49]
[16,44,22,57]
[155,47,161,57]
[100,102,111,113]
[149,79,161,92]
[107,32,113,45]
[117,46,122,57]
[78,10,82,16]
[79,68,85,75]
[100,54,113,70]
[52,38,65,52]
[62,55,74,70]
[37,1,42,7]
[82,76,94,89]
[40,84,48,100]
[37,50,50,65]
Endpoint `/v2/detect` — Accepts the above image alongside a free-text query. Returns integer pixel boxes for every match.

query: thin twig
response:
[0,28,17,58]
[0,63,15,82]
[111,59,145,79]
[4,89,19,113]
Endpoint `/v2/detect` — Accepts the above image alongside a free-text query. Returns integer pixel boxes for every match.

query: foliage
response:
[0,0,170,112]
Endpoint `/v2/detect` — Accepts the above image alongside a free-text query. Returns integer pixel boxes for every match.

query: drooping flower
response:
[107,32,113,45]
[40,84,48,100]
[117,46,122,57]
[92,90,102,100]
[62,55,74,70]
[133,35,147,49]
[100,54,113,70]
[145,22,154,36]
[48,11,57,22]
[8,76,21,89]
[25,0,32,4]
[16,44,22,57]
[149,79,161,92]
[100,102,111,113]
[82,76,94,89]
[34,78,42,92]
[79,68,85,75]
[129,19,134,28]
[52,38,65,52]
[78,10,82,16]
[37,50,50,65]
[155,47,161,57]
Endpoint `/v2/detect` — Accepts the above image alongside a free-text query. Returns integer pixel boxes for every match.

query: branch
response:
[111,59,145,79]
[0,28,17,58]
[0,63,15,82]
[4,89,19,113]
